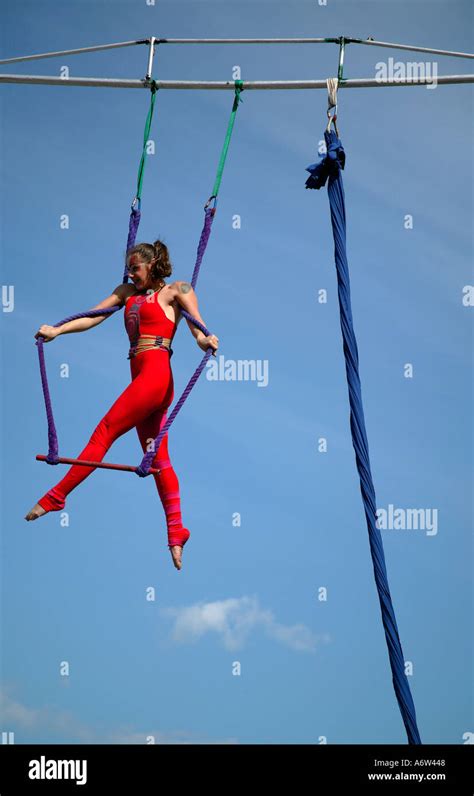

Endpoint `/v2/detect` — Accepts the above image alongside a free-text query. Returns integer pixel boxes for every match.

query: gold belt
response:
[128,335,173,360]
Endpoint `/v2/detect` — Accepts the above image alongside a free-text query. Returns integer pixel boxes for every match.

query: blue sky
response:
[1,0,472,745]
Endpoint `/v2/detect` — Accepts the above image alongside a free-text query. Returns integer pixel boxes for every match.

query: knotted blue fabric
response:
[306,129,422,745]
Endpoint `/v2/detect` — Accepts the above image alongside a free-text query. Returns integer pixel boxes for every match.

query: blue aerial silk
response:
[306,129,422,745]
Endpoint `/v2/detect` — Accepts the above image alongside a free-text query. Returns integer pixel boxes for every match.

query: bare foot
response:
[169,545,184,571]
[25,503,47,521]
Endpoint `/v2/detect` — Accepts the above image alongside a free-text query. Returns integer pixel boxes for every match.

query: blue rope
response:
[306,129,422,745]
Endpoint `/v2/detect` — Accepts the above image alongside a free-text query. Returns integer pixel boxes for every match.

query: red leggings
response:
[37,348,190,549]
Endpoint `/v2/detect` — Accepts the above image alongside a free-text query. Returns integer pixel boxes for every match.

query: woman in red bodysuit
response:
[25,240,219,571]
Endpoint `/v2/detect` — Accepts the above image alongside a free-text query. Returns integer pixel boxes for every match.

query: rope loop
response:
[204,194,217,211]
[326,77,340,136]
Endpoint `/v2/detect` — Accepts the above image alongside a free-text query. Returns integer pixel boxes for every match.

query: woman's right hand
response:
[35,324,60,343]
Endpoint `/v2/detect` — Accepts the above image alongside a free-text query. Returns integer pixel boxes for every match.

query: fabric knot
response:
[305,129,346,190]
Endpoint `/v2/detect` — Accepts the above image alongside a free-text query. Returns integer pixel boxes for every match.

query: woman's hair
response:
[126,239,173,281]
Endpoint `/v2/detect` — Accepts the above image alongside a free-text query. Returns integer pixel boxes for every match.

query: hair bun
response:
[126,239,173,280]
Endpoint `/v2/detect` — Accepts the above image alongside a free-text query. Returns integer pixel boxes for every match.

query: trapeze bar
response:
[0,39,148,66]
[1,74,473,89]
[36,454,161,475]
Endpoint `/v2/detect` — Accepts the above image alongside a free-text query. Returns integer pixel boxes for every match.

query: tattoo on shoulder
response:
[179,282,192,294]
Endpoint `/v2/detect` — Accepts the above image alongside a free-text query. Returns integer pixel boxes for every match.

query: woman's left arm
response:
[171,281,219,355]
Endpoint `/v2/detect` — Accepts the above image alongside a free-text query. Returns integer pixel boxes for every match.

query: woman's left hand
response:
[197,332,219,356]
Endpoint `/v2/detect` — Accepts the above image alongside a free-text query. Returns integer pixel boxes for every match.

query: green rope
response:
[133,79,243,207]
[211,80,244,200]
[135,81,159,204]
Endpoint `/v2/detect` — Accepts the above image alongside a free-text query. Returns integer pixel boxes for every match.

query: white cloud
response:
[108,729,238,745]
[162,595,331,652]
[0,686,96,742]
[0,686,236,744]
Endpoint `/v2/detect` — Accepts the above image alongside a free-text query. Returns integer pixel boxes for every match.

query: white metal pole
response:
[0,39,148,66]
[344,37,474,59]
[0,74,473,89]
[152,37,339,44]
[0,37,471,67]
[0,38,341,66]
[145,36,156,80]
[147,37,474,58]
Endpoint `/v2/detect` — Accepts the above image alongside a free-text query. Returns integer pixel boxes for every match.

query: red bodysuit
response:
[38,288,191,550]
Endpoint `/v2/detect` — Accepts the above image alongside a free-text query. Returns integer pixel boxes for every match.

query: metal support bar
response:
[151,37,340,45]
[1,74,472,89]
[338,37,346,81]
[0,39,148,66]
[0,38,340,65]
[145,37,474,59]
[145,36,156,81]
[1,37,471,67]
[343,36,474,59]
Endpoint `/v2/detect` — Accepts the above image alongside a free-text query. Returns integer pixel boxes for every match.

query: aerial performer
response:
[24,240,219,571]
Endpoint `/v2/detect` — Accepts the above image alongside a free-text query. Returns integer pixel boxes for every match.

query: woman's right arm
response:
[35,284,131,342]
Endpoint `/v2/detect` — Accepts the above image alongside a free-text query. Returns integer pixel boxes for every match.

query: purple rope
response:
[136,346,214,477]
[191,206,216,289]
[37,195,214,476]
[37,205,141,464]
[36,306,122,464]
[135,205,217,477]
[178,308,211,337]
[36,337,59,464]
[123,206,141,283]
